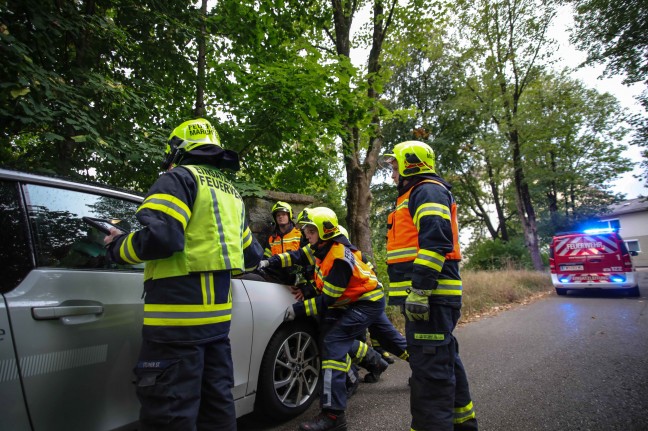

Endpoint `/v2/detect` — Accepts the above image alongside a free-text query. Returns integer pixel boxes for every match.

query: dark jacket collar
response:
[397,173,451,196]
[180,145,240,171]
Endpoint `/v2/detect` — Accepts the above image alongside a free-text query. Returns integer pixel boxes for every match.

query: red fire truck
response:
[549,229,639,296]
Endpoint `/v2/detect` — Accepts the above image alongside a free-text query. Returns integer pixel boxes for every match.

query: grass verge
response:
[385,269,553,333]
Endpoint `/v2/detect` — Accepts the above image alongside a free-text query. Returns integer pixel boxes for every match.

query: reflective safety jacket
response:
[386,176,462,305]
[268,241,384,318]
[106,164,263,343]
[264,225,302,257]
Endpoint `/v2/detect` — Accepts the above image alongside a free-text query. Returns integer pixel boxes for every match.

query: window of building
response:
[601,219,621,230]
[626,240,641,253]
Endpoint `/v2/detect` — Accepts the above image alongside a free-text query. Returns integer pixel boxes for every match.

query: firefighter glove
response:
[405,289,431,321]
[257,260,269,269]
[283,305,296,322]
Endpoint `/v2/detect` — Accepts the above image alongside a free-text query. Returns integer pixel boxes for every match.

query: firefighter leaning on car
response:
[104,118,263,431]
[336,224,409,381]
[281,213,389,398]
[258,207,388,431]
[322,223,401,391]
[383,140,478,431]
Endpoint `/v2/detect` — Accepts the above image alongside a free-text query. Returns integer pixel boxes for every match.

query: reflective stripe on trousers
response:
[320,299,385,411]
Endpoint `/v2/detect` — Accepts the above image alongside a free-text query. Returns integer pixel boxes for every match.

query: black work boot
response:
[299,410,347,431]
[347,377,360,398]
[372,345,395,365]
[381,351,395,364]
[364,357,389,383]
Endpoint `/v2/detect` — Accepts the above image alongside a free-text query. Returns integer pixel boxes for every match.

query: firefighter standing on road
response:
[104,118,263,431]
[383,141,478,431]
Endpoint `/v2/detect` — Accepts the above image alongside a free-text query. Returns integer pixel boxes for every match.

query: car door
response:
[229,279,253,402]
[3,179,144,431]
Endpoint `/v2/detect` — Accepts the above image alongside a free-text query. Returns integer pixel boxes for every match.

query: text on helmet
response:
[188,123,215,137]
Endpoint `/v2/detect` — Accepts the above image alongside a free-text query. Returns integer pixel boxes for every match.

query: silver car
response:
[0,169,321,430]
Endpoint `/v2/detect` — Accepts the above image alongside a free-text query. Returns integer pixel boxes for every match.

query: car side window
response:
[24,184,144,270]
[0,180,33,293]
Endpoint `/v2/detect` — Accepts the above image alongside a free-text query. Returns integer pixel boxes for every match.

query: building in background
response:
[598,197,648,269]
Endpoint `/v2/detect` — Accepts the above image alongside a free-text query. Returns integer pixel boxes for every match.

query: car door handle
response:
[32,302,104,320]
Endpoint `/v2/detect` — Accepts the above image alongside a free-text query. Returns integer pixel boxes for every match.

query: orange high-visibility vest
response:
[314,243,383,306]
[386,179,462,265]
[268,227,302,255]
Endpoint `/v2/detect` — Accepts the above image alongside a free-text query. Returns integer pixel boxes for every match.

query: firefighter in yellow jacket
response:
[259,207,387,431]
[104,118,263,431]
[383,141,478,431]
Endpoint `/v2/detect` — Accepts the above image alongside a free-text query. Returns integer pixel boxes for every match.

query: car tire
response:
[627,286,640,297]
[255,321,321,420]
[555,288,568,296]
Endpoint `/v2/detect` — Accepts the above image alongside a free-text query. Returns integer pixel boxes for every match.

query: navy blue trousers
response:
[368,310,407,358]
[320,298,386,411]
[407,303,477,431]
[134,337,236,431]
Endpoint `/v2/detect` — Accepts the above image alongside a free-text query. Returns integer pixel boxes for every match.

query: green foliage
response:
[203,1,351,196]
[569,0,648,184]
[632,94,648,183]
[1,0,644,264]
[519,71,632,233]
[230,179,265,198]
[463,237,538,270]
[0,0,199,190]
[372,246,391,292]
[570,0,648,85]
[369,181,397,251]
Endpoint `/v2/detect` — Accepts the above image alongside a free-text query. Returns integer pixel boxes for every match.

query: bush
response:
[463,237,534,270]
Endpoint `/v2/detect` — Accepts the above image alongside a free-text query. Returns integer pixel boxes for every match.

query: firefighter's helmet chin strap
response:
[161,136,185,170]
[397,175,407,192]
[308,238,327,251]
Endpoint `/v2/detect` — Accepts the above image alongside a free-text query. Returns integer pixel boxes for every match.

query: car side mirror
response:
[629,251,639,256]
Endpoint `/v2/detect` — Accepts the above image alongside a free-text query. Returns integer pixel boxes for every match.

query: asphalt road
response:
[238,272,648,431]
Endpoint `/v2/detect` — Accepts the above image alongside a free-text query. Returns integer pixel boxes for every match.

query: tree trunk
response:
[459,174,498,239]
[511,129,544,270]
[331,1,394,259]
[194,0,207,118]
[547,150,559,229]
[345,145,375,254]
[485,153,509,241]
